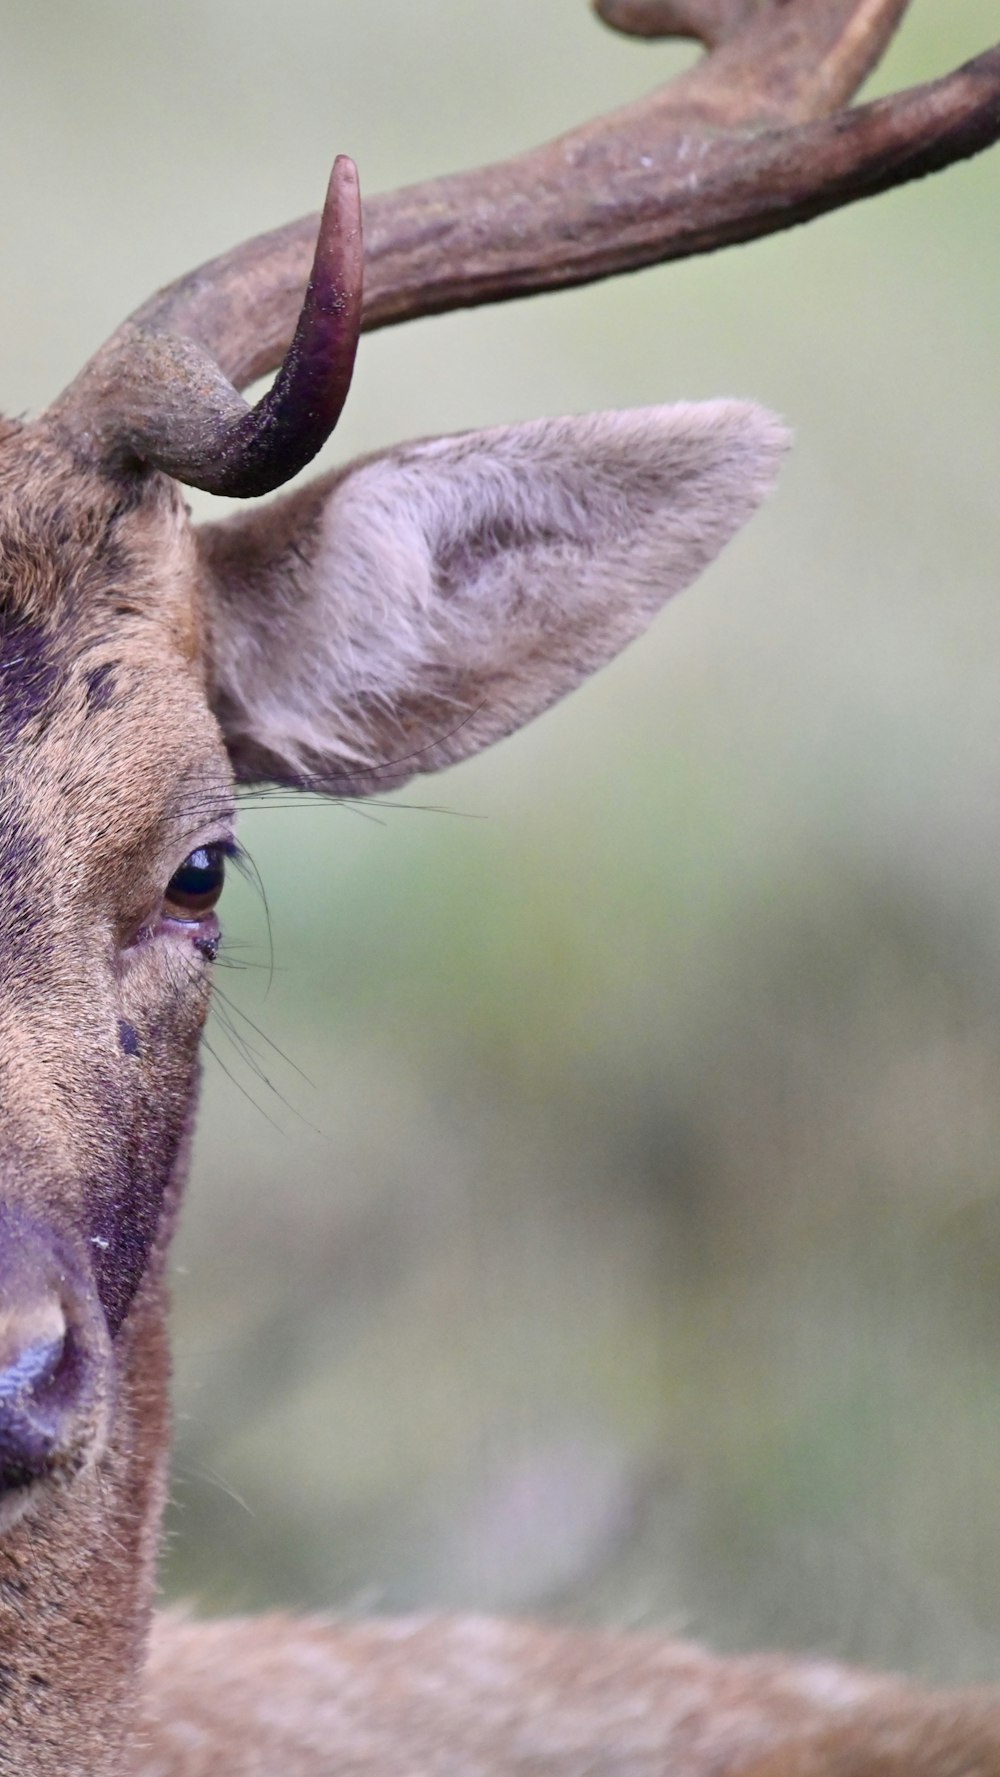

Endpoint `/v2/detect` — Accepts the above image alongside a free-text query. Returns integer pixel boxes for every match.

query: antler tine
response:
[594,1,765,49]
[593,0,912,123]
[592,0,909,97]
[611,0,916,128]
[51,156,363,500]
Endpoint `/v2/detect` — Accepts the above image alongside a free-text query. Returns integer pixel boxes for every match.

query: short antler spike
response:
[52,155,363,499]
[191,156,364,498]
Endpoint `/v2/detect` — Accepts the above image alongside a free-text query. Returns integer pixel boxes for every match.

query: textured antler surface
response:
[617,0,911,125]
[49,0,1000,494]
[593,0,909,114]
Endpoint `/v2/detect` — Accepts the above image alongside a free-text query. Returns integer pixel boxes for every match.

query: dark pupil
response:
[167,847,225,916]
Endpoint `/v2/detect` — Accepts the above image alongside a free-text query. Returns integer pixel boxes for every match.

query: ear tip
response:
[654,396,791,457]
[718,398,793,466]
[718,400,793,500]
[593,398,790,473]
[644,398,792,503]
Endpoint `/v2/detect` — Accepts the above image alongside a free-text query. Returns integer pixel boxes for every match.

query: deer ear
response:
[197,402,788,794]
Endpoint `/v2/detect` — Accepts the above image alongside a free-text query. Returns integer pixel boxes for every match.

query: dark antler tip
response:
[187,150,365,498]
[327,155,361,221]
[332,152,359,184]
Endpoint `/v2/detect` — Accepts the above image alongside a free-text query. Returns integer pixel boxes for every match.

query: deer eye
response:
[163,846,227,922]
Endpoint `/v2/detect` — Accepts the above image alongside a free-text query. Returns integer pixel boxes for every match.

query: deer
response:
[1,2,999,1774]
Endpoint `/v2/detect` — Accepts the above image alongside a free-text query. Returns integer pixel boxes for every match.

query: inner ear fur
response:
[197,403,789,796]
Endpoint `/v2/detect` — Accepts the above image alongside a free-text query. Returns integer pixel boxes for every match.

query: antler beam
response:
[133,0,1000,387]
[356,36,997,330]
[51,0,1000,493]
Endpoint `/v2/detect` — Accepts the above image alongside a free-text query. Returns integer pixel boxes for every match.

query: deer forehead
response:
[0,423,230,919]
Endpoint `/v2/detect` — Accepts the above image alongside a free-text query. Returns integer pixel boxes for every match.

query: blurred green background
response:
[3,0,1000,1685]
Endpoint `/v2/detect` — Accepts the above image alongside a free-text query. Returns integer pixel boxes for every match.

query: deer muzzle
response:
[0,1207,110,1521]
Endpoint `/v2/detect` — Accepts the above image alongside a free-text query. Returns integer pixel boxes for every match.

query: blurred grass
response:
[2,0,1000,1685]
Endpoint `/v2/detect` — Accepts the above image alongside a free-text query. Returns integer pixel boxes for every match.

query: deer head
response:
[0,4,997,1774]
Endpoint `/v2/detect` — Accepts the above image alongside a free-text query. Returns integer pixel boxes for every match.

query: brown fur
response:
[135,1614,1000,1775]
[137,1612,898,1776]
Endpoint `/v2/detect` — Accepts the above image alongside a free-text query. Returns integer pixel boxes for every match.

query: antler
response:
[51,157,363,500]
[51,0,1000,497]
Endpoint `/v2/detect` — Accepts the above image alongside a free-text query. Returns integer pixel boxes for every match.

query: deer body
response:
[136,1613,903,1777]
[1,4,999,1775]
[134,1615,1000,1776]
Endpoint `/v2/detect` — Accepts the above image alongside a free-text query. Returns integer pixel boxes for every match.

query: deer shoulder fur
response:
[137,1610,1000,1777]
